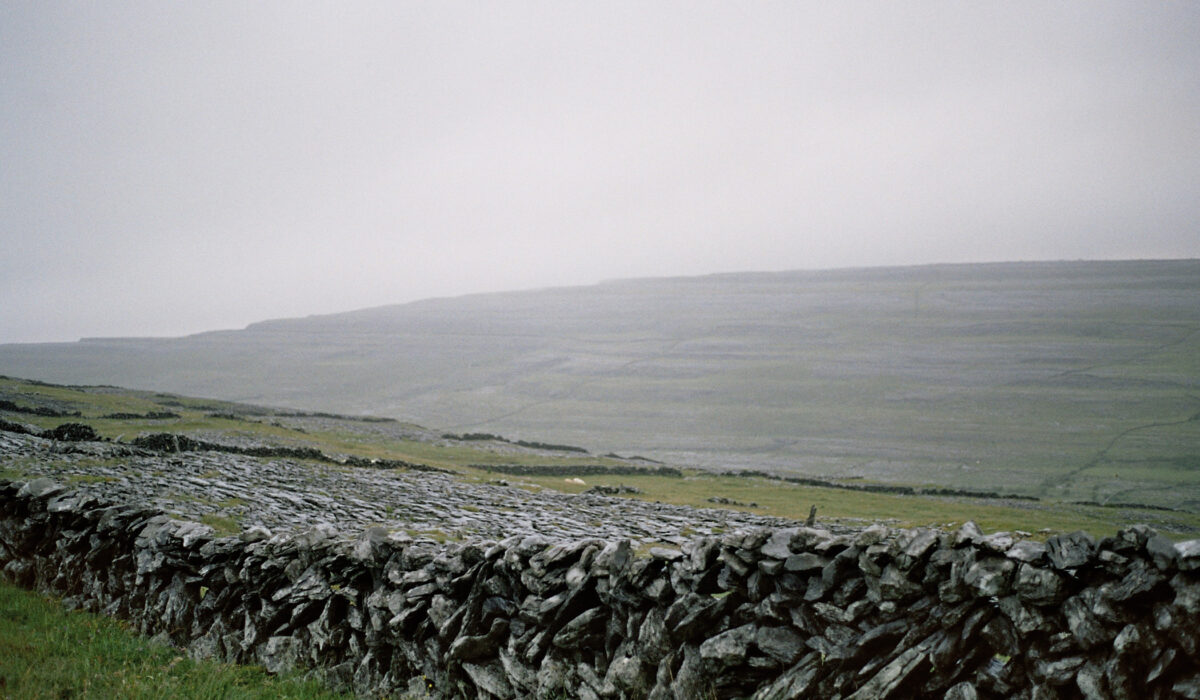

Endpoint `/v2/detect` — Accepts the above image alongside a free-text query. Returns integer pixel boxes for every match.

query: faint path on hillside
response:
[1029,323,1200,498]
[1032,323,1200,387]
[1039,407,1200,497]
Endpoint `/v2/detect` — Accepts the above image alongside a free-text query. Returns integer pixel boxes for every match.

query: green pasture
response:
[0,580,351,699]
[3,372,1200,538]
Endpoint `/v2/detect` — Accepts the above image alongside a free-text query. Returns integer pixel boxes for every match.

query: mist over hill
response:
[3,260,1198,509]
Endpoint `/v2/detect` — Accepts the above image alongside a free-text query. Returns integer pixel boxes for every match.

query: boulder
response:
[699,623,756,667]
[1177,539,1200,571]
[755,625,806,665]
[1046,531,1095,570]
[963,557,1014,597]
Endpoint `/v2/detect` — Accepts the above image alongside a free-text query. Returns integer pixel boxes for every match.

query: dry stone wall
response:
[3,478,1200,699]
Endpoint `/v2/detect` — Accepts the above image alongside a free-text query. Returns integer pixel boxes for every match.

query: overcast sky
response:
[2,2,1198,343]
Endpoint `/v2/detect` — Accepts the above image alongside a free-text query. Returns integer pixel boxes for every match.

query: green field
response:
[0,579,349,699]
[3,374,1199,537]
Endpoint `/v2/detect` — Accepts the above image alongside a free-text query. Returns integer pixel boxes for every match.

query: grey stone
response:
[755,625,806,665]
[1105,656,1138,700]
[1173,673,1200,700]
[980,616,1018,657]
[783,552,828,572]
[953,521,983,546]
[1046,531,1095,570]
[1147,647,1177,684]
[16,477,65,499]
[637,607,671,662]
[535,655,570,695]
[350,526,388,562]
[978,531,1015,553]
[1035,656,1085,685]
[1075,659,1107,700]
[963,556,1014,597]
[1014,563,1069,605]
[591,540,632,576]
[666,594,726,642]
[463,660,514,699]
[241,525,271,542]
[1177,539,1200,571]
[998,595,1046,635]
[760,528,797,559]
[856,619,908,656]
[855,523,890,547]
[259,635,299,674]
[448,618,507,661]
[552,607,605,649]
[875,563,923,601]
[1173,573,1200,614]
[700,623,756,666]
[1062,595,1111,650]
[603,655,646,696]
[575,662,604,700]
[497,647,537,693]
[846,637,931,700]
[751,652,821,700]
[720,547,753,577]
[649,547,684,562]
[725,528,771,550]
[1102,560,1164,602]
[944,681,978,700]
[1145,533,1177,570]
[1006,539,1047,564]
[758,559,783,575]
[897,527,940,563]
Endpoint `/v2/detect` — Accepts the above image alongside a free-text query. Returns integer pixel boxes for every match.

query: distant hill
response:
[3,259,1198,509]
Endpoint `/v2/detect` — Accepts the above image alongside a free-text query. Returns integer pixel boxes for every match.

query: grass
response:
[5,373,1200,538]
[64,474,119,485]
[198,513,242,537]
[0,579,351,699]
[471,467,1200,538]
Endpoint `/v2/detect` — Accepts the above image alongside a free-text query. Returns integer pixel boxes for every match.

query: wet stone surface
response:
[0,431,818,546]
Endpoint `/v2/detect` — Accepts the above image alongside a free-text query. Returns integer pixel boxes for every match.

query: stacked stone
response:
[3,477,1200,699]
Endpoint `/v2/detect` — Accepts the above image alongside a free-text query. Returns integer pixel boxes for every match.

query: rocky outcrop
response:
[0,431,779,544]
[2,433,1199,698]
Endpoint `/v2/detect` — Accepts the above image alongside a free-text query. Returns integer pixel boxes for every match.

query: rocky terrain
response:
[4,427,1200,699]
[0,430,801,546]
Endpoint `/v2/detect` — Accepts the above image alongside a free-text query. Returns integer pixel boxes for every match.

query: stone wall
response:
[2,476,1200,699]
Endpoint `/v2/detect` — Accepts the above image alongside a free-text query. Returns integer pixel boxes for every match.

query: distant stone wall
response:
[2,477,1199,699]
[476,464,683,478]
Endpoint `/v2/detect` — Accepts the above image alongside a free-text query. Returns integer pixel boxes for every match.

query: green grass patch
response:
[475,467,1200,538]
[0,579,349,699]
[199,513,242,536]
[65,474,119,485]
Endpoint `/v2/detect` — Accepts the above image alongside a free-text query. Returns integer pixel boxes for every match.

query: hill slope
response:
[2,260,1198,509]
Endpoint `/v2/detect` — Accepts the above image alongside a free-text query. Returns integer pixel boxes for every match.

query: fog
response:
[2,2,1198,343]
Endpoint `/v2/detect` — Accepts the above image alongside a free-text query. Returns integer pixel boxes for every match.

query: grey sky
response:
[2,2,1198,343]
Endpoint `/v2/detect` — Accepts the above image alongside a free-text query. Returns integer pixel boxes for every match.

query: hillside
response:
[1,259,1198,511]
[4,377,1200,698]
[4,374,1198,537]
